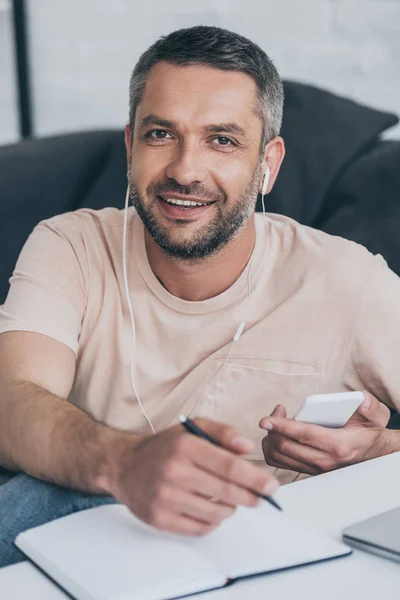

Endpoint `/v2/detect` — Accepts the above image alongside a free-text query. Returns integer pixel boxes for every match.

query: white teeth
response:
[164,198,211,207]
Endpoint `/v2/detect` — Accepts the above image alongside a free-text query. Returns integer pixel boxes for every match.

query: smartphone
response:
[293,391,365,428]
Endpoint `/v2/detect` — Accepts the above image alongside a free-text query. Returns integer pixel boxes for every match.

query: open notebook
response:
[15,502,351,600]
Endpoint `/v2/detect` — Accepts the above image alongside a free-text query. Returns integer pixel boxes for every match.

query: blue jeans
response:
[0,474,116,567]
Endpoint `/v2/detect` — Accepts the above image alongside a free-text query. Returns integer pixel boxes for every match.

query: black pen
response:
[179,415,282,511]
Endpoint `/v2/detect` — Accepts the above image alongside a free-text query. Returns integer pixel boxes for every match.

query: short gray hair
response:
[129,26,284,149]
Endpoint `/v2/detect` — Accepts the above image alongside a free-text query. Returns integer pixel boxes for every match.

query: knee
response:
[0,474,116,568]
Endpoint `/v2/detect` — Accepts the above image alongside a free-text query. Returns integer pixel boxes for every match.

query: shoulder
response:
[261,212,382,294]
[33,207,138,252]
[37,207,127,236]
[26,208,138,281]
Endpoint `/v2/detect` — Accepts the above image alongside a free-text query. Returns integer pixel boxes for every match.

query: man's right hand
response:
[102,418,279,536]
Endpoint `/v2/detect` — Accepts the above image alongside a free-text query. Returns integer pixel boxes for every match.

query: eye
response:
[212,136,236,148]
[146,129,173,141]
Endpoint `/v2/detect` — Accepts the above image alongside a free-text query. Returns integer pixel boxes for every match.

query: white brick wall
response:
[1,0,399,144]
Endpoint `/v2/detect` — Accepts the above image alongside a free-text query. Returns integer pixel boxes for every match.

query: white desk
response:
[1,452,400,599]
[0,562,68,599]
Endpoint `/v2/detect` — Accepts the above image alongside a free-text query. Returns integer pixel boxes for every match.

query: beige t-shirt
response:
[1,208,400,484]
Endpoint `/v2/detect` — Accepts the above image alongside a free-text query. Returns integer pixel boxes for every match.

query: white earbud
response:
[261,166,270,196]
[260,166,270,217]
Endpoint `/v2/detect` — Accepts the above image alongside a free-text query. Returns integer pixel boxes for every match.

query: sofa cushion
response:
[319,141,400,277]
[257,81,398,225]
[0,130,126,303]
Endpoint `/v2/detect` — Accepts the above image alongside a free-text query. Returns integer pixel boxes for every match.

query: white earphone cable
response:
[122,186,156,434]
[261,193,266,217]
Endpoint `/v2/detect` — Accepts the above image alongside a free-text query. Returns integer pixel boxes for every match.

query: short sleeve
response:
[0,218,87,354]
[343,255,400,412]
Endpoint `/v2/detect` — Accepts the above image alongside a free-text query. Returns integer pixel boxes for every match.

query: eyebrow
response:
[139,114,175,130]
[139,113,248,139]
[204,123,247,137]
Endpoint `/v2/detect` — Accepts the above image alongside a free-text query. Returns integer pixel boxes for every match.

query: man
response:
[0,25,399,567]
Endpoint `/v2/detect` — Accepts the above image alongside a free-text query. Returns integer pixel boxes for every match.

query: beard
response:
[128,165,262,262]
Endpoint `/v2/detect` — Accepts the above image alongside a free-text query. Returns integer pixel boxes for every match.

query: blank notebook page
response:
[16,505,226,600]
[186,502,351,578]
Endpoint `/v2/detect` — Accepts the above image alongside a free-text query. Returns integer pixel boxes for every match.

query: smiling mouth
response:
[158,196,215,209]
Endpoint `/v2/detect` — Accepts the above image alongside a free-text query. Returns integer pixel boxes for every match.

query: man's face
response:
[127,62,265,260]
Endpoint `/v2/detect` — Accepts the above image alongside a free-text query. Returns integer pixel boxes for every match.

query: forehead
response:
[136,62,261,132]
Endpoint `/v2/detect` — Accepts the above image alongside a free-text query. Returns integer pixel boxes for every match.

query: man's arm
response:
[259,255,400,475]
[0,331,132,492]
[0,330,279,535]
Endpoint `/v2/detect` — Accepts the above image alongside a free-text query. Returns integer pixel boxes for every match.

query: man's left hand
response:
[259,392,399,475]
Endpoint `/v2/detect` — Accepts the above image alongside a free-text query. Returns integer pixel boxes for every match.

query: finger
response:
[149,508,217,536]
[156,484,236,526]
[168,435,279,503]
[259,405,287,433]
[162,447,262,508]
[262,437,320,475]
[263,449,320,475]
[264,432,328,472]
[193,417,255,455]
[347,391,391,429]
[259,417,333,451]
[181,463,263,508]
[190,437,279,498]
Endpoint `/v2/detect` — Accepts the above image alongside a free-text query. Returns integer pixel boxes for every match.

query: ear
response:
[258,136,285,195]
[124,124,132,171]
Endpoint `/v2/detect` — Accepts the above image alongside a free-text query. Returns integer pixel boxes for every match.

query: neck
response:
[145,217,256,301]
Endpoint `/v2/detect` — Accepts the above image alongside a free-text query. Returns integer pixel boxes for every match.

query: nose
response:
[165,139,207,187]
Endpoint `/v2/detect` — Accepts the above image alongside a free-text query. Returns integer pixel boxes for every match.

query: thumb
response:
[259,404,287,430]
[347,391,390,428]
[271,404,287,418]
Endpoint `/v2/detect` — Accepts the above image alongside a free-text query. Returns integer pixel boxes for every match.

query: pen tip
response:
[179,415,187,423]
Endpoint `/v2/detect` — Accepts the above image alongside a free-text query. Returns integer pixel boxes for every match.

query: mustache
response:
[148,180,226,203]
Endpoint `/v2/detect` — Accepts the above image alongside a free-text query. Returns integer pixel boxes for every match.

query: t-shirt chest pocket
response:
[193,358,324,461]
